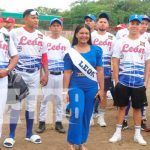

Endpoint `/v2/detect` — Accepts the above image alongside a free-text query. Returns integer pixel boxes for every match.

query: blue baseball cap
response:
[128,14,142,23]
[49,18,63,26]
[99,12,109,21]
[84,14,96,21]
[141,15,150,22]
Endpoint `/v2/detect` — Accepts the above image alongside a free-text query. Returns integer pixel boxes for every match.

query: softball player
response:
[109,15,150,145]
[3,9,48,148]
[91,13,116,127]
[0,28,18,139]
[122,15,150,130]
[36,18,70,134]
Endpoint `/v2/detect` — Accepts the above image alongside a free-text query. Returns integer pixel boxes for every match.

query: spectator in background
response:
[5,17,15,32]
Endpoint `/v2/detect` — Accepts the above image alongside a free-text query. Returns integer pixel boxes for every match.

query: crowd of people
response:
[0,8,150,150]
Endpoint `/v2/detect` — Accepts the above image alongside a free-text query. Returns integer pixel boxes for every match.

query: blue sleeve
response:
[95,46,103,67]
[63,53,73,70]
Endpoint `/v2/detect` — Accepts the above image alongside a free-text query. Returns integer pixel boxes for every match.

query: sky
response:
[0,0,76,12]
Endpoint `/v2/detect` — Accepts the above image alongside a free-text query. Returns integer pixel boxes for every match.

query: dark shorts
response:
[104,77,114,92]
[114,83,148,109]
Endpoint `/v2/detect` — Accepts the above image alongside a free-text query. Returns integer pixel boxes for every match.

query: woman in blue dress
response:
[63,24,104,150]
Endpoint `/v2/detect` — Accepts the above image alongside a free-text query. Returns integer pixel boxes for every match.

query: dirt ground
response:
[1,82,150,150]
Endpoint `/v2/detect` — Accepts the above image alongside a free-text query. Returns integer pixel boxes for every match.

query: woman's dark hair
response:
[72,24,92,46]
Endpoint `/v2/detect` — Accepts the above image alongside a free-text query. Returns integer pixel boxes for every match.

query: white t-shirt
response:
[46,36,70,71]
[10,27,47,73]
[0,32,18,69]
[92,31,116,77]
[112,36,150,88]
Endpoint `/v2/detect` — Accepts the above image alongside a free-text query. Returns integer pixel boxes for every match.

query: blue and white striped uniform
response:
[112,36,150,88]
[92,32,116,77]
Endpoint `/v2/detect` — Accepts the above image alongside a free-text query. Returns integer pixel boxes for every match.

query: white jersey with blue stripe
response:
[0,31,18,69]
[10,27,47,73]
[113,36,150,88]
[92,32,116,77]
[46,36,70,72]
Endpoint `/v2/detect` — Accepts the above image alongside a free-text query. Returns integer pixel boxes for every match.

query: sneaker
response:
[109,132,121,143]
[122,120,128,130]
[36,121,46,133]
[97,115,106,127]
[55,121,66,133]
[93,113,99,119]
[90,116,94,126]
[134,134,147,145]
[141,120,147,131]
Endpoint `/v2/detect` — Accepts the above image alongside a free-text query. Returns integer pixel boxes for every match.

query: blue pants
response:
[67,87,97,145]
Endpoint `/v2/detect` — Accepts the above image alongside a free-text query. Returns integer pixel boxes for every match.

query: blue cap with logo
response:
[84,14,96,21]
[128,14,142,23]
[141,15,150,22]
[50,18,63,26]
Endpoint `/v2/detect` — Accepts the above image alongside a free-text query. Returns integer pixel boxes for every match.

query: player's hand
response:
[40,74,48,86]
[63,93,69,103]
[97,89,104,101]
[0,69,9,78]
[144,82,147,89]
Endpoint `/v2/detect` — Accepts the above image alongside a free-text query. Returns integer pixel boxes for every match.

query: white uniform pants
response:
[39,73,63,122]
[0,77,8,137]
[11,71,40,112]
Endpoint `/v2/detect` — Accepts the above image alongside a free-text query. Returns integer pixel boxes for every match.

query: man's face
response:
[84,18,95,30]
[97,18,109,31]
[24,15,39,28]
[140,19,149,34]
[0,22,5,29]
[128,20,141,35]
[49,22,62,35]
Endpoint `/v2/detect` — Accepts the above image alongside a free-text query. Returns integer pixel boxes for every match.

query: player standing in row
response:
[84,14,97,34]
[0,20,18,141]
[109,14,150,145]
[3,9,48,148]
[36,18,70,134]
[91,12,116,127]
[121,15,150,130]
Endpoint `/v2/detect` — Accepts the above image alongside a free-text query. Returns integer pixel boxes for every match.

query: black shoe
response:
[141,120,147,131]
[122,120,128,130]
[55,121,66,133]
[36,121,46,133]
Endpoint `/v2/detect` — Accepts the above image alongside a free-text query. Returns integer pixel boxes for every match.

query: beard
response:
[98,28,106,32]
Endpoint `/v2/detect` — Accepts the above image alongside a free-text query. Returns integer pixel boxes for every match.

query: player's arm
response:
[0,55,18,78]
[144,59,150,88]
[40,53,48,86]
[63,70,72,102]
[112,57,120,85]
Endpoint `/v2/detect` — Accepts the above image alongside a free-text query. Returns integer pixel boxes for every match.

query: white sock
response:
[99,109,105,116]
[135,126,141,135]
[115,124,122,134]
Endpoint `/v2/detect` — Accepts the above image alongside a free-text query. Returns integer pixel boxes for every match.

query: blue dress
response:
[64,45,103,144]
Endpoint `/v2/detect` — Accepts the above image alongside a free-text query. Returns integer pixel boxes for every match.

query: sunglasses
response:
[30,10,39,16]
